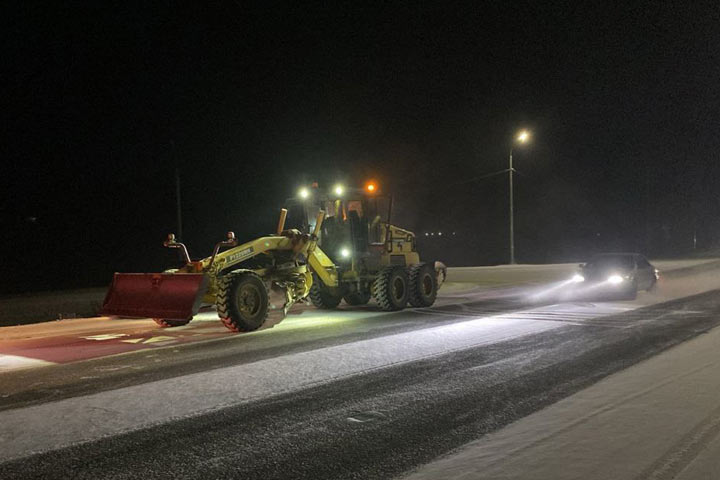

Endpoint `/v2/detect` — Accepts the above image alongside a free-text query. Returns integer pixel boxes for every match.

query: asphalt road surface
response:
[1,261,720,479]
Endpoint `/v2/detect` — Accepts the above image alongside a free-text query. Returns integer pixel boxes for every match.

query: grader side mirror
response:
[164,233,176,247]
[208,231,239,268]
[163,233,191,264]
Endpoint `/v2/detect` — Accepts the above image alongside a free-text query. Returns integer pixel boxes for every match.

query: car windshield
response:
[587,255,634,270]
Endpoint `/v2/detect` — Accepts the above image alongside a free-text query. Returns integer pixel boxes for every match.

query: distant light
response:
[425,232,429,236]
[607,274,624,284]
[340,247,351,258]
[430,232,434,236]
[571,274,585,283]
[334,184,344,196]
[366,182,376,192]
[299,187,310,199]
[438,232,443,236]
[517,130,531,143]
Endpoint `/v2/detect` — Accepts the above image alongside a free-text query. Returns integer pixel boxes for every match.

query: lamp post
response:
[509,130,530,264]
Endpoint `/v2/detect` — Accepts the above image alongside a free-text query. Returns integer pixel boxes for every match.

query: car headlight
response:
[571,274,585,283]
[607,274,624,284]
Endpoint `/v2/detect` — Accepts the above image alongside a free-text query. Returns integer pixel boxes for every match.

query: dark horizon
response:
[3,2,719,293]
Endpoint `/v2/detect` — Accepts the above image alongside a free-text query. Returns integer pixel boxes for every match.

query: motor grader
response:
[102,183,445,332]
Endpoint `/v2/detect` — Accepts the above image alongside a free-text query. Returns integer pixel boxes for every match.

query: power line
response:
[416,168,510,194]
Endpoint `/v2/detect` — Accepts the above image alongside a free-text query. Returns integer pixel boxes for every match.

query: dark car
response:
[571,253,659,300]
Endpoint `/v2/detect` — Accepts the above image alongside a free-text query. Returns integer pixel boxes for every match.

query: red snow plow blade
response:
[102,273,208,321]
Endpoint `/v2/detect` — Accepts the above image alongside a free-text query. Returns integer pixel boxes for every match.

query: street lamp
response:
[509,129,531,264]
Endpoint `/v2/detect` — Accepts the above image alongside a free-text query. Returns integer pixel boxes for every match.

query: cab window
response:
[346,200,363,218]
[636,256,651,268]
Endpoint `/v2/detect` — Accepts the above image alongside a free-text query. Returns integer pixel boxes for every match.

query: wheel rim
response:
[421,274,433,296]
[392,277,405,301]
[237,283,262,317]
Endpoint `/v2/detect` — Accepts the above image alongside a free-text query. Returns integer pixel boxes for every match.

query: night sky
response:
[3,2,720,293]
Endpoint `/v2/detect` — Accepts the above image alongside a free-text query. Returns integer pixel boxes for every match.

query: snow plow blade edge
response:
[101,273,208,321]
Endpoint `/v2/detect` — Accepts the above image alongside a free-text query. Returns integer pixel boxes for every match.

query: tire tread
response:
[407,262,438,307]
[216,272,269,332]
[309,274,343,309]
[373,266,408,311]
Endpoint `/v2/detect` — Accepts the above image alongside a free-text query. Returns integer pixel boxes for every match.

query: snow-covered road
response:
[1,259,720,478]
[404,315,720,480]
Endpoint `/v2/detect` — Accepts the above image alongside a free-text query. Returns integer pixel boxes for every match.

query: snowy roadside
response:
[402,316,720,480]
[445,259,717,286]
[0,288,106,326]
[0,259,715,327]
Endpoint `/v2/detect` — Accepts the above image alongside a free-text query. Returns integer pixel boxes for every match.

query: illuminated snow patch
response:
[0,313,561,461]
[0,355,55,373]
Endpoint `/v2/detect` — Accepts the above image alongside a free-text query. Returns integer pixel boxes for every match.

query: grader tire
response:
[408,262,438,307]
[310,274,343,309]
[153,317,192,328]
[343,290,371,306]
[373,266,409,311]
[216,273,269,332]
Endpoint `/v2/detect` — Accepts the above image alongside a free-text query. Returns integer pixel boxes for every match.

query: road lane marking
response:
[81,334,129,341]
[141,336,175,344]
[121,336,177,345]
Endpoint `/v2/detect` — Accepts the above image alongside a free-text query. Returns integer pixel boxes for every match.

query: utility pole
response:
[170,139,183,241]
[175,166,183,242]
[509,148,515,264]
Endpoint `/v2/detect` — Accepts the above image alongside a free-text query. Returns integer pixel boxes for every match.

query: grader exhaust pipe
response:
[276,208,288,235]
